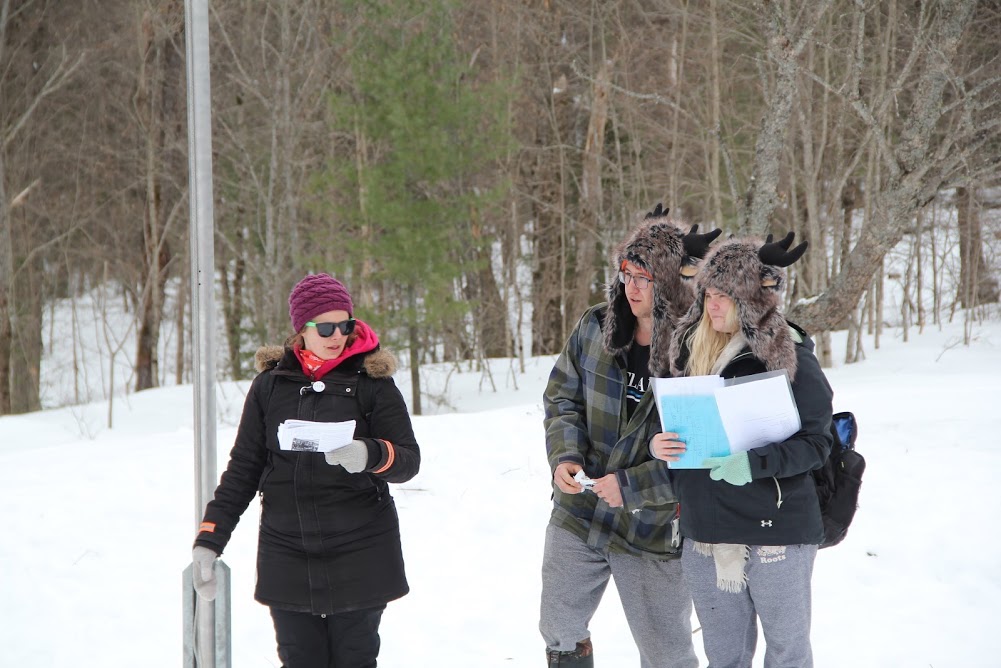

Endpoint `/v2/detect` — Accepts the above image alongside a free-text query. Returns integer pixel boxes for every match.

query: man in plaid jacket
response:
[540,205,720,667]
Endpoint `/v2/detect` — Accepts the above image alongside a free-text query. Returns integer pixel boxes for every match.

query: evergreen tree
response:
[319,0,511,413]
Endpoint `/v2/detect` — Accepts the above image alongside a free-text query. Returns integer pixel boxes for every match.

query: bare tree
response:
[737,0,834,236]
[789,0,997,332]
[956,186,999,308]
[130,1,187,392]
[0,0,84,413]
[211,0,339,347]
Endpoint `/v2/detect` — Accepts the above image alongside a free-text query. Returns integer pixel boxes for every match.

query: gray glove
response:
[324,439,368,473]
[192,546,218,601]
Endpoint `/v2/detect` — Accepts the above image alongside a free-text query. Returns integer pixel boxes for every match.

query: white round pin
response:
[312,381,325,393]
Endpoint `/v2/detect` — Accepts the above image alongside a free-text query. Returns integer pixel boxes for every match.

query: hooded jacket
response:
[665,235,833,545]
[545,305,683,558]
[668,324,833,545]
[544,211,708,559]
[194,338,419,614]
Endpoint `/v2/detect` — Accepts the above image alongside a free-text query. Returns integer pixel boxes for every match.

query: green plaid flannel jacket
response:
[544,304,681,560]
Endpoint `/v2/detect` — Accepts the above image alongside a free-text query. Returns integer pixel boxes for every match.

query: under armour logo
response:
[761,520,773,527]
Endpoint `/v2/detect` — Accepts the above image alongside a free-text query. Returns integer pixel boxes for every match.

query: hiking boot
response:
[546,638,593,666]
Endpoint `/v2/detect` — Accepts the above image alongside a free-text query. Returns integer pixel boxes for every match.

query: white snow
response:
[3,315,1001,666]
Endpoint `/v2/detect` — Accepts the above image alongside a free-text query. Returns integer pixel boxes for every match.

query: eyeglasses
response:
[305,319,356,337]
[618,271,652,289]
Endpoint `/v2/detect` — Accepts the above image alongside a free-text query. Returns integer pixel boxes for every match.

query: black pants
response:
[270,604,386,668]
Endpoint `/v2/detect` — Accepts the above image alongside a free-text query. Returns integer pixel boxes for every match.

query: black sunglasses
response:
[305,319,356,337]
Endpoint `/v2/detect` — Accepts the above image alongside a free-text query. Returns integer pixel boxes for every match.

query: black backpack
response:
[813,411,865,548]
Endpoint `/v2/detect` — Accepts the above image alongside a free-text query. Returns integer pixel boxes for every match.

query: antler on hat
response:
[681,224,724,277]
[758,232,809,287]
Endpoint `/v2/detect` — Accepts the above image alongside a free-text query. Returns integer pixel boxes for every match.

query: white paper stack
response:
[277,419,357,453]
[653,369,801,468]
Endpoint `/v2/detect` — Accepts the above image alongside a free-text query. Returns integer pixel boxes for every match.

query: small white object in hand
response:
[573,469,596,491]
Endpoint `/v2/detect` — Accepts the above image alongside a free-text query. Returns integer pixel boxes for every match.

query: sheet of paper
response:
[715,371,801,452]
[653,376,730,469]
[653,375,725,397]
[658,394,732,468]
[277,419,356,453]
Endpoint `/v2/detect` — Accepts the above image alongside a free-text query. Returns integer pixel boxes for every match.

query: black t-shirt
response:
[625,343,650,420]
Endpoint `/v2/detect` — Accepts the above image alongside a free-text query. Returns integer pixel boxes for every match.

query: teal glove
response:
[703,452,752,486]
[192,546,218,601]
[324,439,368,473]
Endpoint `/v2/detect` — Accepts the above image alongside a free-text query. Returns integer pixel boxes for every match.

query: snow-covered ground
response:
[3,314,1001,666]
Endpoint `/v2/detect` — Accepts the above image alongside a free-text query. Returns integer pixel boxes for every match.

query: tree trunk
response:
[407,283,422,416]
[468,207,507,358]
[530,79,572,356]
[569,59,610,321]
[0,145,11,415]
[956,187,999,308]
[134,2,183,392]
[220,230,247,379]
[740,0,833,235]
[9,258,42,413]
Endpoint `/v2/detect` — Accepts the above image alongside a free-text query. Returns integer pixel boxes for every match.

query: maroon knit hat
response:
[288,273,354,332]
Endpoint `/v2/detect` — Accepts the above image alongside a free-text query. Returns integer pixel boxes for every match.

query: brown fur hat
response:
[603,205,720,365]
[666,234,807,379]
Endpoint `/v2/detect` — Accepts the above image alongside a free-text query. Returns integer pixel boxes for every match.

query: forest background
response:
[1,0,999,416]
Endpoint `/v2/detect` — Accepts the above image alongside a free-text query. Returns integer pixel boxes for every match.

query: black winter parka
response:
[670,325,833,546]
[194,344,420,614]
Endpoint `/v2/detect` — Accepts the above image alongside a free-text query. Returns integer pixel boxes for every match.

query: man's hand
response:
[649,432,686,462]
[592,474,623,508]
[553,462,584,493]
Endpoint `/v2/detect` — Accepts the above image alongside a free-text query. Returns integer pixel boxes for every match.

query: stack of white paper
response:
[276,419,356,453]
[653,370,801,469]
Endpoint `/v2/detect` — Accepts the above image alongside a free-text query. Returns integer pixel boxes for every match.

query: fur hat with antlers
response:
[603,203,722,364]
[663,232,809,379]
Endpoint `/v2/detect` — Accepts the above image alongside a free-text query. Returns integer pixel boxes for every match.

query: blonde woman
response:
[649,234,834,668]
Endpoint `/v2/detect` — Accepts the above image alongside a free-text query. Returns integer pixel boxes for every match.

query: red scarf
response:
[293,319,380,381]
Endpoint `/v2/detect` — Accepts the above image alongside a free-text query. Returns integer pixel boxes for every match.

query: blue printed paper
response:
[658,394,732,469]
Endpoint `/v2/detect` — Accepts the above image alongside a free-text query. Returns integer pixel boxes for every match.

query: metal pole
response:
[183,1,227,666]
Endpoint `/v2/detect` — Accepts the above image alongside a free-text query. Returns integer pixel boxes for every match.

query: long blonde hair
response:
[685,301,739,376]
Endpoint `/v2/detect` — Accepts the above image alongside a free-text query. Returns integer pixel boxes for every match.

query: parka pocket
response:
[257,453,275,492]
[623,506,680,554]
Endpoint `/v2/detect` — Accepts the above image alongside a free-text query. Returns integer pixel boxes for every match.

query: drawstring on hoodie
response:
[772,477,783,508]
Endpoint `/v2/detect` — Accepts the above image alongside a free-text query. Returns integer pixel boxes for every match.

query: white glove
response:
[324,439,368,473]
[192,546,218,601]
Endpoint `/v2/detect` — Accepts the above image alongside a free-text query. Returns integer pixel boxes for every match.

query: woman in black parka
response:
[648,234,833,668]
[191,273,419,668]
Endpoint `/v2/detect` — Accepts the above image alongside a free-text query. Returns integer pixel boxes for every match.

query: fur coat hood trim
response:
[254,345,397,379]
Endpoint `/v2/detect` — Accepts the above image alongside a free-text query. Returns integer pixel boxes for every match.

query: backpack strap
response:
[354,374,376,431]
[787,320,808,344]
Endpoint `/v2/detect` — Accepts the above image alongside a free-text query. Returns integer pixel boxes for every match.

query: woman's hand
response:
[650,432,687,462]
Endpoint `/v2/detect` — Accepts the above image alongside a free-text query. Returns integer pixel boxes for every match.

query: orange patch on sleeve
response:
[372,440,396,474]
[199,522,216,533]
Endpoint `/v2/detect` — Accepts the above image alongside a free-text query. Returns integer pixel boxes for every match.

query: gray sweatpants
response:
[540,523,698,668]
[682,544,818,668]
